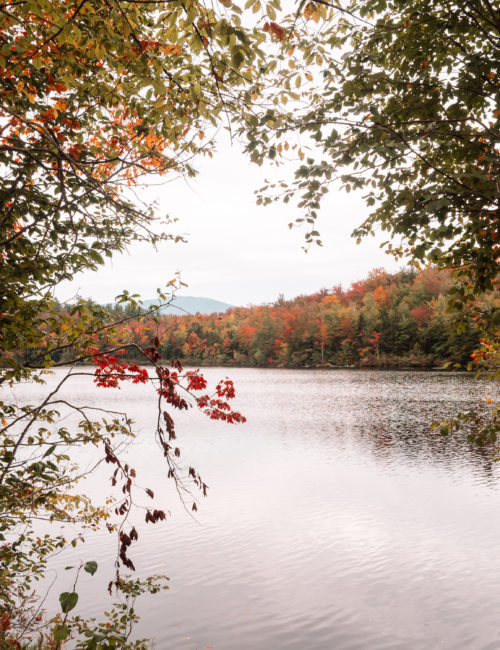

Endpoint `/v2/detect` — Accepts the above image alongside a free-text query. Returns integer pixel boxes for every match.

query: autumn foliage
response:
[92,269,497,370]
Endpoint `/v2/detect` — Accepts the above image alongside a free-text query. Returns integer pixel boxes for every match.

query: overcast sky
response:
[57,136,403,308]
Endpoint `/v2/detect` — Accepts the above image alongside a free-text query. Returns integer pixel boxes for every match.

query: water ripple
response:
[11,368,500,649]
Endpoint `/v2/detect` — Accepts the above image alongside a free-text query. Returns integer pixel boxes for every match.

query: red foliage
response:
[345,280,369,304]
[237,324,257,347]
[215,378,236,399]
[91,348,149,388]
[195,377,245,423]
[410,303,432,325]
[184,369,208,391]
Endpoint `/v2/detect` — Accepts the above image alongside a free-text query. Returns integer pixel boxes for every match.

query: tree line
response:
[93,268,495,369]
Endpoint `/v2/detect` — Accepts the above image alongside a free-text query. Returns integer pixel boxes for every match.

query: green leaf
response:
[53,624,70,642]
[43,444,56,458]
[59,591,78,613]
[84,560,98,576]
[266,4,276,19]
[231,47,245,69]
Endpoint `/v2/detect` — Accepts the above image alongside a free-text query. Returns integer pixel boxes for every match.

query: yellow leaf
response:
[304,2,314,19]
[163,44,182,56]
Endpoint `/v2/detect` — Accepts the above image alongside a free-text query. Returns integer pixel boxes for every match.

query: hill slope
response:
[143,295,233,316]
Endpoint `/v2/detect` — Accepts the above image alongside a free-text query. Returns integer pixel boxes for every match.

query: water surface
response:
[9,369,499,649]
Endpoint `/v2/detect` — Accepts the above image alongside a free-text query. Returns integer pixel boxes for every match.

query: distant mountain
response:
[142,296,233,316]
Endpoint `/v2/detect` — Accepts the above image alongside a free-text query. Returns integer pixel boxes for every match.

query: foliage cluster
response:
[245,0,499,311]
[0,0,270,385]
[241,0,499,445]
[93,268,495,369]
[0,0,258,645]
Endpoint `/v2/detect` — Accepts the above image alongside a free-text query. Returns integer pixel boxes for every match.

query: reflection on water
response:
[7,369,500,649]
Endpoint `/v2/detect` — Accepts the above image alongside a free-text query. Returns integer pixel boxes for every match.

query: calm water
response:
[8,369,500,649]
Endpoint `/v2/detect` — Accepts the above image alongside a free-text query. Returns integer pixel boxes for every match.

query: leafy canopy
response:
[241,0,499,443]
[244,0,499,309]
[0,0,267,382]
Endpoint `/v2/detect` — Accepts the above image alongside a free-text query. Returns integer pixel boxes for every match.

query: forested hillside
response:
[112,268,495,369]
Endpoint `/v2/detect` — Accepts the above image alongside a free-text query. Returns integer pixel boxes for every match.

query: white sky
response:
[57,136,403,307]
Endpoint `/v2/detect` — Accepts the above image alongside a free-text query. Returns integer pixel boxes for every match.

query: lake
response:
[8,368,500,649]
